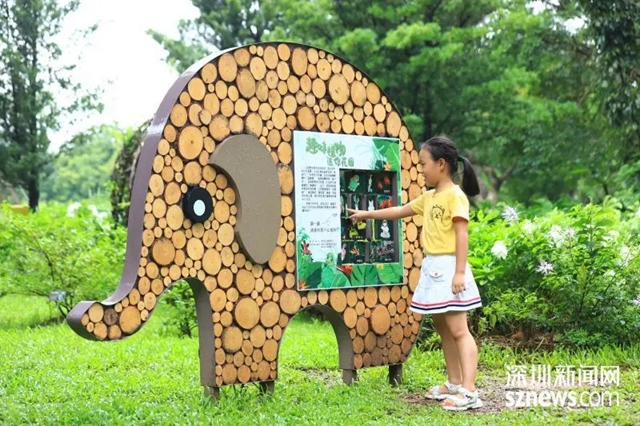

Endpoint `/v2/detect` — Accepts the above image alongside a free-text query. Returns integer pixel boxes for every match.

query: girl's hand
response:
[451,272,466,294]
[346,208,369,222]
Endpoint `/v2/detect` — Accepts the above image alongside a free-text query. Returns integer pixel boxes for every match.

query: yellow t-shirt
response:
[408,184,469,254]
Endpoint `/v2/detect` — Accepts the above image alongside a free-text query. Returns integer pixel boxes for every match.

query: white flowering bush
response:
[468,203,640,347]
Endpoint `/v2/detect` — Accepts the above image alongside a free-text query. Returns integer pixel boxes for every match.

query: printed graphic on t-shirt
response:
[429,204,446,222]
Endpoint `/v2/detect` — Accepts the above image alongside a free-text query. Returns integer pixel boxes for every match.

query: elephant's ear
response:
[209,134,281,265]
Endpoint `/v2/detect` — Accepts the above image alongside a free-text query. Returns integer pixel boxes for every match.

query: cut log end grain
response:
[390,324,404,345]
[103,308,118,326]
[260,302,281,328]
[329,290,347,313]
[129,289,141,306]
[147,44,423,369]
[250,325,267,349]
[409,267,421,292]
[237,68,256,99]
[222,364,238,384]
[234,48,251,67]
[344,307,357,329]
[268,246,287,275]
[386,111,401,137]
[351,81,367,106]
[263,339,278,362]
[297,107,315,130]
[280,289,301,314]
[356,316,369,337]
[371,305,391,335]
[188,78,206,101]
[219,53,238,82]
[406,222,418,243]
[328,75,349,105]
[277,165,294,195]
[235,297,260,330]
[236,269,256,295]
[222,326,243,353]
[186,238,205,261]
[362,332,376,353]
[88,303,104,323]
[366,82,381,104]
[144,292,157,311]
[108,325,122,340]
[408,183,422,201]
[210,288,227,312]
[93,322,108,340]
[291,48,308,76]
[170,104,188,127]
[238,365,251,383]
[364,287,378,308]
[201,63,217,83]
[179,126,204,160]
[218,223,235,247]
[119,306,141,335]
[250,57,267,80]
[152,239,176,266]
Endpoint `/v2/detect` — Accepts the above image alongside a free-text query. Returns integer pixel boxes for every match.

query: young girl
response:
[347,135,483,411]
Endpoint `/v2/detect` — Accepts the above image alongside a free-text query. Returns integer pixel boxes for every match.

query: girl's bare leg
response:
[441,311,478,405]
[426,313,463,396]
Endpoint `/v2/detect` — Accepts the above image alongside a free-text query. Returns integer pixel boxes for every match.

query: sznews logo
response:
[504,364,620,408]
[505,389,619,408]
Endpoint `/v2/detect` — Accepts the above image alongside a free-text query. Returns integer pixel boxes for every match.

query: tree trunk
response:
[28,176,39,211]
[479,165,514,203]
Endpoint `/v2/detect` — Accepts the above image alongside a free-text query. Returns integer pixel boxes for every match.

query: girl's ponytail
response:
[458,156,480,197]
[422,135,480,197]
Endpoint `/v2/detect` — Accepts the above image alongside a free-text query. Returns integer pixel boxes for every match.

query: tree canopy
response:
[40,125,126,203]
[150,0,639,204]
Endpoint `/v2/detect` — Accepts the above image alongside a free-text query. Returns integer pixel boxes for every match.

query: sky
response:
[49,0,200,152]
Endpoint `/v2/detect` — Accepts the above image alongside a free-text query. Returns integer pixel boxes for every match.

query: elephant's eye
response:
[182,186,213,223]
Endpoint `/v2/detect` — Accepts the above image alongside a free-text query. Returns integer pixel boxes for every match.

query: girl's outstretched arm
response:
[347,203,415,222]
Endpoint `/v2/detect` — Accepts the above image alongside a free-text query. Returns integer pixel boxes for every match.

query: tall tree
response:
[0,0,100,211]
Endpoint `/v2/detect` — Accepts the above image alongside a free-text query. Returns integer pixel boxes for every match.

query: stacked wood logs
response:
[78,43,426,387]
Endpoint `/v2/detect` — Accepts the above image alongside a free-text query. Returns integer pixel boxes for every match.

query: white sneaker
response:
[442,387,484,411]
[425,380,461,400]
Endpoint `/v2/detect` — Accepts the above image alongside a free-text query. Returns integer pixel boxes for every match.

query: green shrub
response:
[158,280,198,338]
[468,202,640,347]
[0,202,126,317]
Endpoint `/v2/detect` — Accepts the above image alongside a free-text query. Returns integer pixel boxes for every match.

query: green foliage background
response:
[150,0,639,206]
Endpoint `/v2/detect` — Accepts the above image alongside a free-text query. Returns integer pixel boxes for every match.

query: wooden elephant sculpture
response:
[67,42,428,397]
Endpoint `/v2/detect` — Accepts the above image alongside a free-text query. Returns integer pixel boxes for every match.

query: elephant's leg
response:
[388,364,403,386]
[204,386,220,400]
[342,369,358,385]
[259,381,275,394]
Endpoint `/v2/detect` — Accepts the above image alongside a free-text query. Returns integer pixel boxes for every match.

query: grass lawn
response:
[1,295,639,425]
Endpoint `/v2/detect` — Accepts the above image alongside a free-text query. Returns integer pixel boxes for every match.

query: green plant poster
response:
[293,130,403,290]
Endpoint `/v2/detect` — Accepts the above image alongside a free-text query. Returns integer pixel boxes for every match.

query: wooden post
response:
[204,386,220,400]
[388,364,402,387]
[258,381,275,394]
[342,369,358,385]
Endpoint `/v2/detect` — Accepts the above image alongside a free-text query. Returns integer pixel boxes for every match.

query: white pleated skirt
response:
[410,254,482,315]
